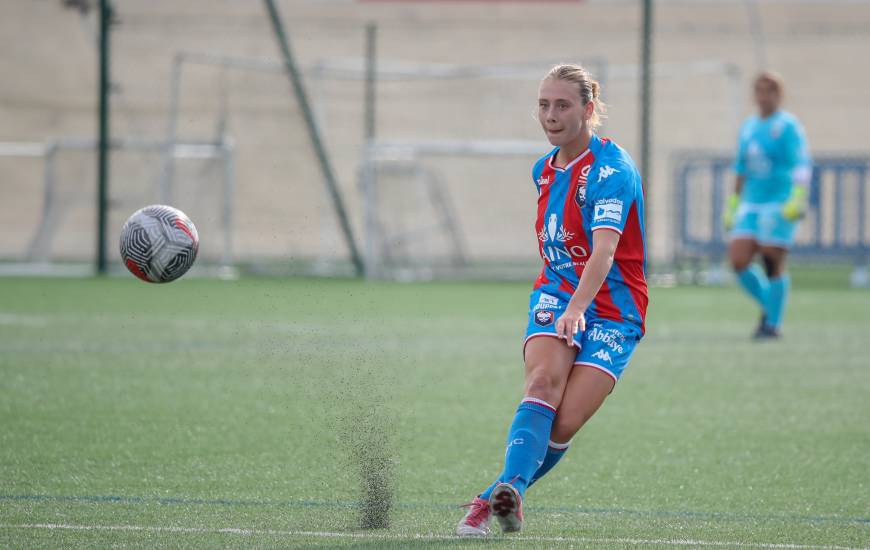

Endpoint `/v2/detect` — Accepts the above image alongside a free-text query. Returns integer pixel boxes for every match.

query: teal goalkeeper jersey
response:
[733,110,811,205]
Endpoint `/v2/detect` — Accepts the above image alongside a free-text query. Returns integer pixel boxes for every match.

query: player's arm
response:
[725,124,748,230]
[723,175,743,231]
[734,174,744,196]
[555,228,620,346]
[782,121,812,221]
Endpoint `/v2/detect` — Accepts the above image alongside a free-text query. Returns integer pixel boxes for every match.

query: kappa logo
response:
[597,165,620,182]
[591,349,613,364]
[534,310,555,326]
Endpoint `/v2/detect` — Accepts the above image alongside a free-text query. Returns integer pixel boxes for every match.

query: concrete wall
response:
[2,0,869,269]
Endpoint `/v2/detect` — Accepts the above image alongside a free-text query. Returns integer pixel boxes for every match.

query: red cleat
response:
[489,482,523,533]
[456,496,491,536]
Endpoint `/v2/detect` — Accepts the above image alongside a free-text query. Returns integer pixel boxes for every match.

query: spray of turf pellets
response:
[349,407,394,529]
[334,361,397,530]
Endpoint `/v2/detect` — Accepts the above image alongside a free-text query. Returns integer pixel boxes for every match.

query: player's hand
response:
[556,305,586,347]
[782,186,807,221]
[722,193,739,231]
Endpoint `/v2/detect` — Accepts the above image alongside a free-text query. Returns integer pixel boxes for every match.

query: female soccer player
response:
[723,72,811,339]
[456,64,647,536]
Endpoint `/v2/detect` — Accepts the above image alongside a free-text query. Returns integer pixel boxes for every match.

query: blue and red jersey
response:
[531,134,648,332]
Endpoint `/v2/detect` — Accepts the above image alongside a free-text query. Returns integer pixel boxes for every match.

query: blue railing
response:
[673,153,870,264]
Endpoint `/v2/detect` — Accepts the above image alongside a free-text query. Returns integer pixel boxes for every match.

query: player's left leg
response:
[525,365,614,488]
[756,207,798,338]
[549,366,614,442]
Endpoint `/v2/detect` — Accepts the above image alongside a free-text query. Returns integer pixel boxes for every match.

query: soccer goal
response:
[0,137,235,277]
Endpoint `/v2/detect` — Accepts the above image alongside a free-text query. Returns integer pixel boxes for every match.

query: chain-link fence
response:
[2,0,869,279]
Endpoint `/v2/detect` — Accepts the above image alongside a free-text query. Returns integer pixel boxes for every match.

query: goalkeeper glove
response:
[782,186,807,221]
[722,193,739,231]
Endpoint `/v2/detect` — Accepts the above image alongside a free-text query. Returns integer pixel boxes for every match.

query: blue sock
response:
[479,480,497,501]
[737,264,770,309]
[480,397,556,500]
[765,274,790,328]
[529,440,570,487]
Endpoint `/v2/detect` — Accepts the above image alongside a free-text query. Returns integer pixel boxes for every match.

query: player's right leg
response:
[457,303,575,536]
[729,228,769,332]
[486,337,574,533]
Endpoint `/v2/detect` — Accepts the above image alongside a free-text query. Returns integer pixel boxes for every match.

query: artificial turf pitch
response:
[0,274,867,548]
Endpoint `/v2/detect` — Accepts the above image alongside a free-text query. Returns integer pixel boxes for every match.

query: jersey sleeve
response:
[588,162,638,235]
[532,157,547,193]
[782,118,811,170]
[733,121,749,176]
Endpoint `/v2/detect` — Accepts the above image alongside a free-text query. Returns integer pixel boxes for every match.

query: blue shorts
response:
[730,202,798,248]
[524,290,643,384]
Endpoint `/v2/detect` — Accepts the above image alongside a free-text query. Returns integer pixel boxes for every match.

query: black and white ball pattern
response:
[120,205,199,283]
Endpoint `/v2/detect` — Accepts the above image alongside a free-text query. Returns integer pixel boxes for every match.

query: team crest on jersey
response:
[575,183,587,207]
[575,165,590,207]
[770,120,784,139]
[534,310,555,326]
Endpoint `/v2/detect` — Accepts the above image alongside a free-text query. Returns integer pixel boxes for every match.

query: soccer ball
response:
[119,205,199,283]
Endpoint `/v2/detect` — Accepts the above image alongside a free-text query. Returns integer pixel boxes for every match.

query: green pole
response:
[640,0,652,198]
[96,0,112,275]
[640,0,653,266]
[263,0,365,277]
[364,22,377,142]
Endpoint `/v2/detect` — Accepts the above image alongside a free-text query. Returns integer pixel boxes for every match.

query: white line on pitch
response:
[0,523,863,549]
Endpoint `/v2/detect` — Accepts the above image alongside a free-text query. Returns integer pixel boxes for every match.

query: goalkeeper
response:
[723,72,812,339]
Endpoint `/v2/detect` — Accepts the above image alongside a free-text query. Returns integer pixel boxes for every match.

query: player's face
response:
[538,78,591,147]
[754,80,781,117]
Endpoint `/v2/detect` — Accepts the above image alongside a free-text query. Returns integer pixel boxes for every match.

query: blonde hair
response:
[754,71,785,97]
[544,64,606,131]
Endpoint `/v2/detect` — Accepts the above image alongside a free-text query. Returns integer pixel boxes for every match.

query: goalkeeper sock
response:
[765,274,790,329]
[737,264,770,309]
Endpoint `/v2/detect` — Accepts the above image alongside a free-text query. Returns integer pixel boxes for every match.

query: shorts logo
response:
[594,199,623,223]
[534,310,555,326]
[587,325,626,353]
[534,293,560,311]
[591,349,613,364]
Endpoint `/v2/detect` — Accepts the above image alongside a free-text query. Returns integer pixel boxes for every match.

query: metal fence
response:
[673,152,870,276]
